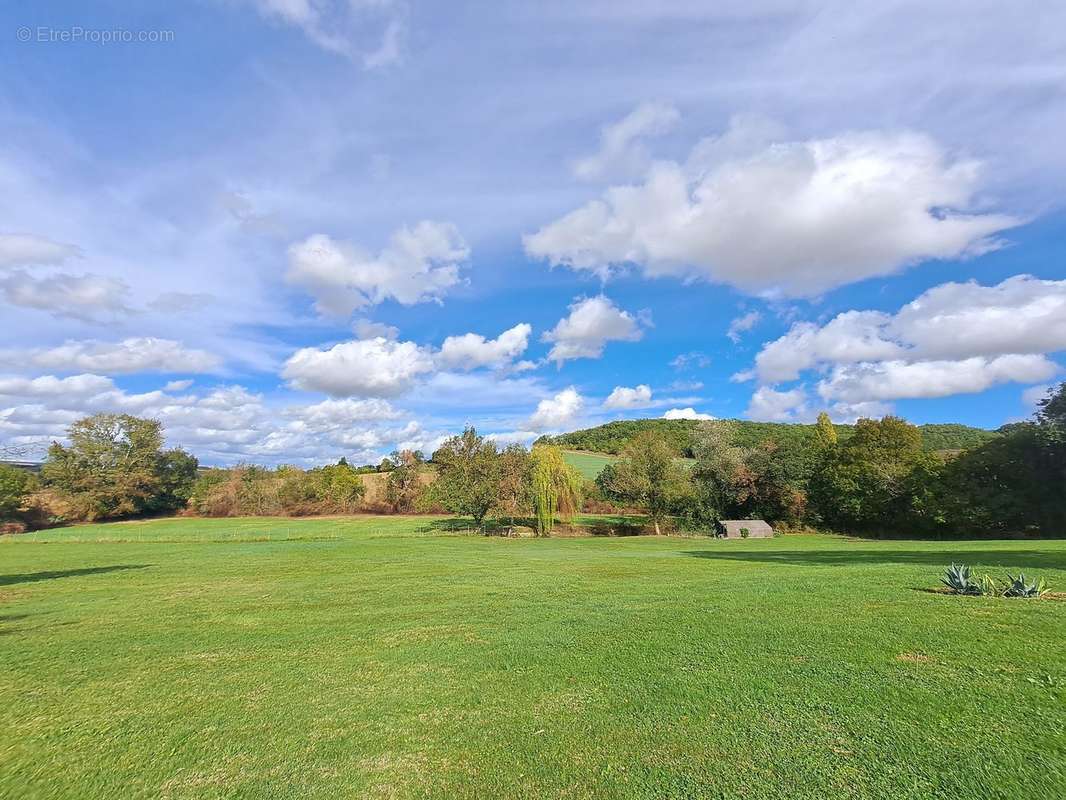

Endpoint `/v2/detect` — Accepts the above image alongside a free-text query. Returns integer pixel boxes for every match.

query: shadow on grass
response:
[682,548,1066,570]
[0,564,152,587]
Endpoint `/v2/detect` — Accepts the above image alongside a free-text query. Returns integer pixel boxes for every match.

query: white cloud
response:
[282,336,435,397]
[283,397,402,425]
[0,271,131,321]
[437,323,532,371]
[1022,384,1053,409]
[662,407,715,421]
[526,125,1019,295]
[286,221,468,317]
[0,338,221,375]
[573,101,680,182]
[0,233,81,268]
[164,379,194,392]
[543,295,644,363]
[603,384,653,410]
[726,310,762,343]
[0,373,114,399]
[818,355,1058,403]
[753,276,1066,398]
[353,319,399,340]
[755,311,903,383]
[745,386,810,422]
[485,430,540,447]
[528,387,584,431]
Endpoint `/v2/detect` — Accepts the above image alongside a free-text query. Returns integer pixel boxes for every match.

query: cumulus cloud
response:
[726,310,762,343]
[437,323,532,371]
[543,295,644,363]
[745,386,811,422]
[526,124,1019,296]
[818,355,1057,403]
[573,101,680,182]
[353,319,399,340]
[0,233,81,268]
[662,407,715,421]
[282,336,435,397]
[0,338,221,375]
[286,221,468,317]
[0,271,131,321]
[750,275,1066,388]
[603,384,653,410]
[0,373,114,399]
[528,387,584,431]
[0,376,432,467]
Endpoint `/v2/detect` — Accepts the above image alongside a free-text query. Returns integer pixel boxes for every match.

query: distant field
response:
[2,515,1064,799]
[562,449,695,480]
[562,449,618,479]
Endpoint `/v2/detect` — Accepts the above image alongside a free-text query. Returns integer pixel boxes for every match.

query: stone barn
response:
[719,520,774,539]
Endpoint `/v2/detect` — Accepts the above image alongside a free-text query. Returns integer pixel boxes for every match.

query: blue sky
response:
[1,1,1065,465]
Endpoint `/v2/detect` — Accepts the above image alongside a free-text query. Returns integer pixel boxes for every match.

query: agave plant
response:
[1002,572,1048,598]
[941,563,984,595]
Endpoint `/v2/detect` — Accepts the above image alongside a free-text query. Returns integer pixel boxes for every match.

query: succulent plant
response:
[941,563,984,595]
[1002,572,1048,598]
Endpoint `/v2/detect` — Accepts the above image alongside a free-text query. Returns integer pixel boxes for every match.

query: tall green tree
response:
[430,427,501,530]
[529,445,582,536]
[598,431,689,535]
[810,416,927,531]
[815,412,838,449]
[42,413,197,521]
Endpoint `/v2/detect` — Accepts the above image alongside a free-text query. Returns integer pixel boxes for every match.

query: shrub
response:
[0,464,37,521]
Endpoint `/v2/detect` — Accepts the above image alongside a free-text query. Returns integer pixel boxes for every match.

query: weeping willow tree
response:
[530,445,582,537]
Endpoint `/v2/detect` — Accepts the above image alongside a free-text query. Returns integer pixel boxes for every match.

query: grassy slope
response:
[562,450,619,479]
[2,517,1064,800]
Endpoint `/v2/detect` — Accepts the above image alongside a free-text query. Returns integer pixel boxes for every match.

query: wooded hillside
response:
[537,418,1000,457]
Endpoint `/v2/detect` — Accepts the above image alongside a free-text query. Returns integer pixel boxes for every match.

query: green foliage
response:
[810,416,930,532]
[1002,572,1048,598]
[815,412,837,449]
[430,427,501,529]
[597,431,690,534]
[686,421,808,528]
[529,445,582,536]
[41,413,197,521]
[539,417,997,457]
[189,462,365,516]
[0,464,37,520]
[941,563,984,595]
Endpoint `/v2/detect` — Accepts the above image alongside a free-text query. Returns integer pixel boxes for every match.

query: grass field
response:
[2,516,1065,799]
[561,450,695,480]
[562,450,619,479]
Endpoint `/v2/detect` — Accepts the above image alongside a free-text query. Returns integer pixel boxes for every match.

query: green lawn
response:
[562,449,618,479]
[2,517,1065,799]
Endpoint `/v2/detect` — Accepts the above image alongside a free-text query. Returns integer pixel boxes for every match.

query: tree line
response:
[539,417,1003,457]
[1,384,1063,536]
[594,385,1066,537]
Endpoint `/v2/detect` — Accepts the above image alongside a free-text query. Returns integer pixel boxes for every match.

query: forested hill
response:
[536,418,1001,457]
